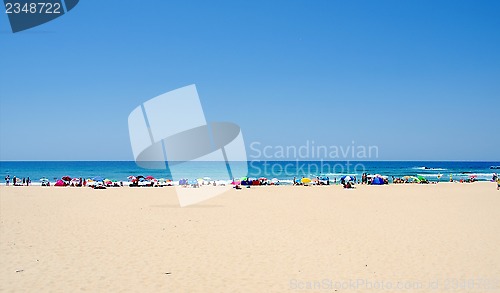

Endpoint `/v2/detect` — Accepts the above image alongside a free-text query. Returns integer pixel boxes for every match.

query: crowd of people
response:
[4,175,31,186]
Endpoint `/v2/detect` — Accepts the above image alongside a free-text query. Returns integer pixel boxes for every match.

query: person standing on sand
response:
[12,176,16,186]
[5,175,10,186]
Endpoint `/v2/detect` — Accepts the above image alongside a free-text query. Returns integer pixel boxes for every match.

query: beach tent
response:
[240,177,251,185]
[54,179,65,186]
[372,177,384,185]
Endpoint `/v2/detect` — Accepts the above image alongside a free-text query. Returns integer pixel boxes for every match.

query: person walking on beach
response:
[27,177,30,186]
[12,176,17,186]
[5,175,10,186]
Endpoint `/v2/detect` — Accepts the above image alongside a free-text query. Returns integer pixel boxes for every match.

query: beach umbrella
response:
[62,176,71,181]
[127,175,136,181]
[417,175,427,182]
[92,176,104,182]
[301,177,312,184]
[240,176,248,181]
[145,175,155,180]
[271,178,279,184]
[40,178,49,182]
[259,177,267,181]
[341,175,353,181]
[469,175,477,179]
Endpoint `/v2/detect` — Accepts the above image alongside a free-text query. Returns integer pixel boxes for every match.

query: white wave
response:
[413,167,447,171]
[321,173,360,176]
[416,174,443,178]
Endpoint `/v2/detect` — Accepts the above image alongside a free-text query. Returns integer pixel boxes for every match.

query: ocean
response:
[1,161,498,184]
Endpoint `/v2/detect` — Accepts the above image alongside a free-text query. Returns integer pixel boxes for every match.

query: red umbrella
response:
[145,175,155,180]
[62,176,71,181]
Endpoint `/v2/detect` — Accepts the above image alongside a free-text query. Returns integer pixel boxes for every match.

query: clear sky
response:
[0,0,499,161]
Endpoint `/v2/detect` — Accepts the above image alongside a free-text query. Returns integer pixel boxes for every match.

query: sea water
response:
[0,161,498,184]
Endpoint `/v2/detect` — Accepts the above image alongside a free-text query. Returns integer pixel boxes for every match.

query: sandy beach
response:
[1,183,499,292]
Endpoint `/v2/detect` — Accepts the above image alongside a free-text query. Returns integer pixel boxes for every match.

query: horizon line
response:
[1,160,499,163]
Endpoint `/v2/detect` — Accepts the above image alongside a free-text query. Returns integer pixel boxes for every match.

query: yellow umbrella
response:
[301,177,311,184]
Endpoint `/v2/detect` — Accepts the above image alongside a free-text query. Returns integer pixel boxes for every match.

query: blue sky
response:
[0,0,499,161]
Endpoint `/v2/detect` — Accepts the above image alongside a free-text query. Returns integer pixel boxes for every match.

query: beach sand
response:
[1,183,499,292]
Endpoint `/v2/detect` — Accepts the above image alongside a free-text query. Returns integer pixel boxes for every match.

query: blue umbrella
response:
[92,176,104,182]
[341,175,353,181]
